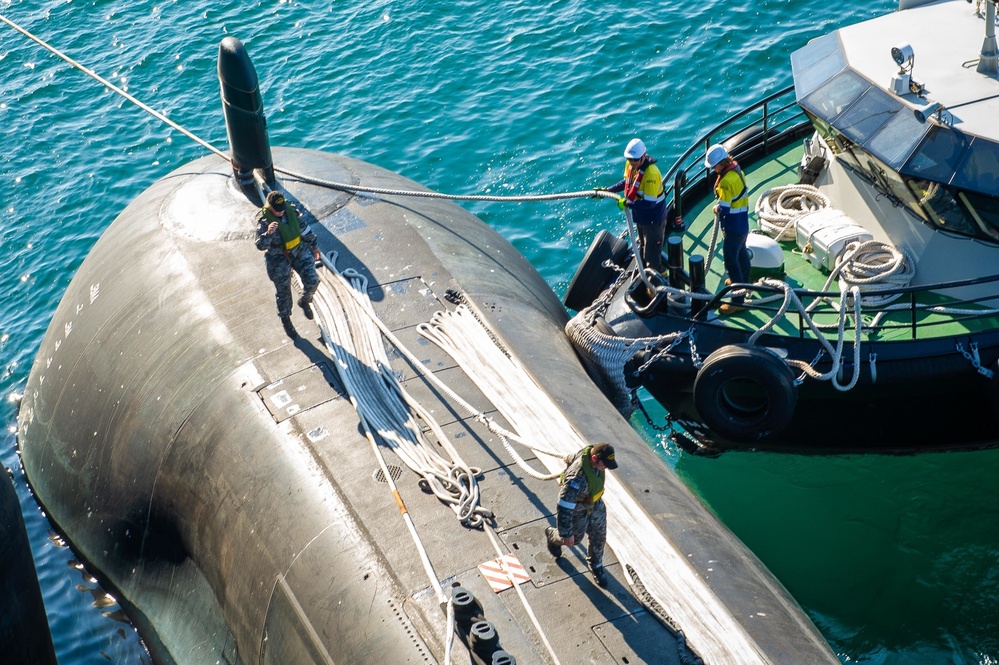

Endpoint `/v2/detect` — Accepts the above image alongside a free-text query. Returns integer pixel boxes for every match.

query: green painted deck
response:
[674,140,999,343]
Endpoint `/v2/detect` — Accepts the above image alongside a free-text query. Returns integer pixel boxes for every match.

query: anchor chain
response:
[957,341,994,379]
[630,390,673,432]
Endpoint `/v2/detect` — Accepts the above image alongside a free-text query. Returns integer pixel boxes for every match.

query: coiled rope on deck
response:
[755,184,830,241]
[314,258,493,528]
[312,254,565,481]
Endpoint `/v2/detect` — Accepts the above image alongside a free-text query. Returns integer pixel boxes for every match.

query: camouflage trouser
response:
[568,499,607,569]
[265,251,319,317]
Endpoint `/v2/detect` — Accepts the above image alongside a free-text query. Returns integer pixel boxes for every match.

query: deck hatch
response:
[259,362,343,423]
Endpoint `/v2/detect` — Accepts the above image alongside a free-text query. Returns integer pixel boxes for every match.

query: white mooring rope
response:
[311,255,562,663]
[754,183,831,241]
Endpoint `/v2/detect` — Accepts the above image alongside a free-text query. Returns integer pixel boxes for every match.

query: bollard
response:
[689,254,707,316]
[667,235,685,289]
[469,620,500,661]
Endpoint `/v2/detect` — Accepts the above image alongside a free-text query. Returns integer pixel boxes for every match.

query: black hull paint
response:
[628,316,999,452]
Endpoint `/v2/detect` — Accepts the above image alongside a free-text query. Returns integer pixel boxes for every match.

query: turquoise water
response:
[4,0,996,663]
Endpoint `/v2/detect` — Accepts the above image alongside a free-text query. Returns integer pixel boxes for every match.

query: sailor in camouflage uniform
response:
[254,190,321,339]
[544,442,618,587]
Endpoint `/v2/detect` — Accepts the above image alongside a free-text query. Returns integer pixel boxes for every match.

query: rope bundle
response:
[315,265,493,527]
[826,240,914,308]
[755,184,831,241]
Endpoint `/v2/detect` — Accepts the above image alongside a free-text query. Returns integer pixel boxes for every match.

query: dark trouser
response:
[723,232,751,303]
[552,500,607,569]
[637,218,666,273]
[265,250,320,317]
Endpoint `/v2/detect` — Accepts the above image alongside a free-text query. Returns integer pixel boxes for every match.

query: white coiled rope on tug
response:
[754,184,831,241]
[818,239,914,311]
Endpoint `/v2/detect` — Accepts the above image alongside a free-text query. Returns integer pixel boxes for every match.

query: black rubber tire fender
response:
[564,229,629,311]
[693,344,797,442]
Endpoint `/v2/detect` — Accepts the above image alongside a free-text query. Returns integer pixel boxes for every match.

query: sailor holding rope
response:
[544,443,619,587]
[598,139,668,273]
[706,143,752,315]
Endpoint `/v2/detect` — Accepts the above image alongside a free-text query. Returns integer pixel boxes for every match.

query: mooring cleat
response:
[544,527,562,559]
[280,315,299,339]
[298,298,314,320]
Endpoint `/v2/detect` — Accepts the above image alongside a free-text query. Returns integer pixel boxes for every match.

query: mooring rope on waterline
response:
[1,12,617,207]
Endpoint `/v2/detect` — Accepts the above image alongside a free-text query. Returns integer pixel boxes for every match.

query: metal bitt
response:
[979,0,999,76]
[666,235,687,289]
[450,586,517,664]
[689,254,707,317]
[218,36,276,197]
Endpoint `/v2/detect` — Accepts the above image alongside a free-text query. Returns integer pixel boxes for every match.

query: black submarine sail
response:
[218,36,275,197]
[15,31,839,665]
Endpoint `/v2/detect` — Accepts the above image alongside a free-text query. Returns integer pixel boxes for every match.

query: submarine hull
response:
[18,147,838,664]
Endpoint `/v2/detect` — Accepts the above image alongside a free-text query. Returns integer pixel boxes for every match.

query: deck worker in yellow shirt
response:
[706,143,751,315]
[600,139,668,272]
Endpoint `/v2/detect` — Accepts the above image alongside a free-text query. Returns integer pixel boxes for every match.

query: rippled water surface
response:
[6,0,998,663]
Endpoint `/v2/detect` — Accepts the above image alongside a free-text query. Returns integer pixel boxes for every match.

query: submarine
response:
[16,36,839,664]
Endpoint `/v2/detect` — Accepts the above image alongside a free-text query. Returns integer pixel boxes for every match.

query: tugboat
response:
[566,0,999,454]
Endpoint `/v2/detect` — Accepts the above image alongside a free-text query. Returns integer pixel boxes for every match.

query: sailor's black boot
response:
[281,315,299,339]
[544,527,562,559]
[298,298,314,320]
[590,564,608,587]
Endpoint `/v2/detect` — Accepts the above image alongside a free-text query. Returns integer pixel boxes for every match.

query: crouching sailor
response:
[544,442,619,587]
[254,190,321,339]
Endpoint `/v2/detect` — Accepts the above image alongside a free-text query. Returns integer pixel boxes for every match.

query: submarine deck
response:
[238,150,836,663]
[250,207,689,662]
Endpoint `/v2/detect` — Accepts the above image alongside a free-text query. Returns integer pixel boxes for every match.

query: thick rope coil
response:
[825,240,913,309]
[417,308,566,481]
[314,262,493,527]
[754,184,830,241]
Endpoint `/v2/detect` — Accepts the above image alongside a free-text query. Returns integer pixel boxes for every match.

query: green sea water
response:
[4,0,997,663]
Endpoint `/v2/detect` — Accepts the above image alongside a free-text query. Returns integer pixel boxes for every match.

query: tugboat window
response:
[907,180,977,236]
[800,70,871,124]
[791,33,847,98]
[953,137,999,196]
[817,125,865,173]
[837,87,900,145]
[902,125,970,183]
[865,105,927,169]
[958,190,999,241]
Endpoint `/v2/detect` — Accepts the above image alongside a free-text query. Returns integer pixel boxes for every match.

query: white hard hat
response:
[624,138,646,160]
[705,144,729,169]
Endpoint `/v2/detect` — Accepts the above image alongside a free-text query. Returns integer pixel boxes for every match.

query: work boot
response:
[590,565,608,588]
[298,298,314,320]
[544,527,562,559]
[280,315,299,340]
[717,302,744,316]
